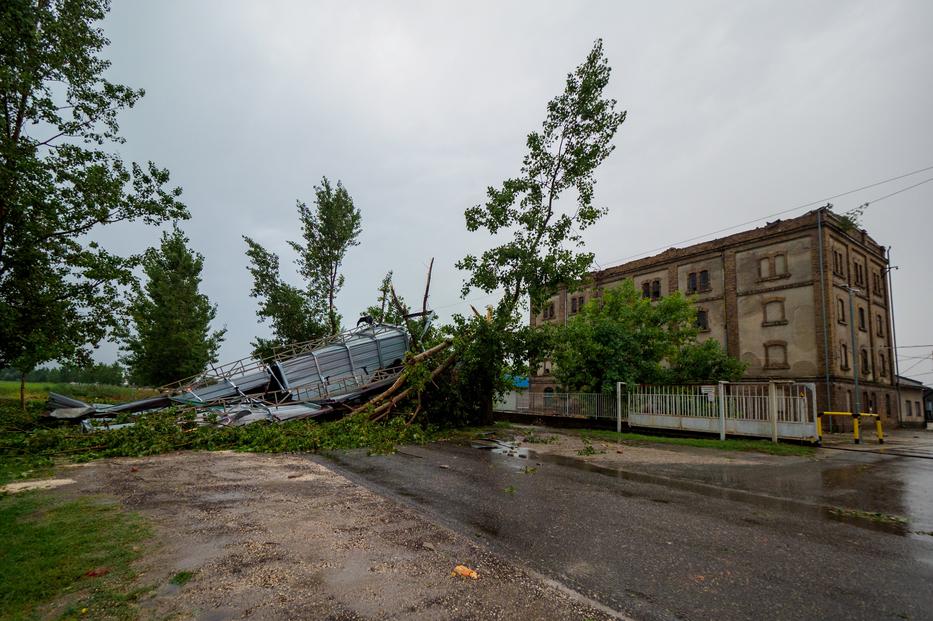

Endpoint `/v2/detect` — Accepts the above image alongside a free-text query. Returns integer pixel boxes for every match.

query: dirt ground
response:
[60,451,620,620]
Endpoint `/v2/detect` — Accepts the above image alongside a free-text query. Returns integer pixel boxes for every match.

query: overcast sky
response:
[91,0,933,381]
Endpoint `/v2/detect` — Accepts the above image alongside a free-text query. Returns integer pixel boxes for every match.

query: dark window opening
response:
[860,349,870,374]
[858,307,866,331]
[642,282,651,298]
[699,270,710,291]
[837,299,846,324]
[696,310,709,331]
[687,272,697,293]
[651,279,661,300]
[841,343,849,370]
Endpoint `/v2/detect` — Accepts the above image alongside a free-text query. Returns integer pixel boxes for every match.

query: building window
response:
[764,341,789,370]
[759,253,789,281]
[853,262,865,287]
[872,272,883,295]
[840,343,850,370]
[570,295,585,314]
[879,353,887,377]
[885,394,892,419]
[543,303,555,320]
[651,279,661,300]
[907,401,912,417]
[759,257,772,279]
[696,309,709,331]
[763,299,787,326]
[837,299,846,324]
[687,272,697,293]
[876,314,884,338]
[699,270,710,291]
[832,250,846,276]
[860,348,870,375]
[641,282,651,298]
[774,254,787,275]
[857,307,866,331]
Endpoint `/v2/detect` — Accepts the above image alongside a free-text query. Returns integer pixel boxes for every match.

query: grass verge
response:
[0,382,158,406]
[577,429,816,457]
[0,492,151,621]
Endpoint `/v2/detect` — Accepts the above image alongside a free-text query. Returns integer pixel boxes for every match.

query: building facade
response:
[530,207,904,425]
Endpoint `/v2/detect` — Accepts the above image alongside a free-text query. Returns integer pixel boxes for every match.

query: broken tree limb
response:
[350,340,452,415]
[422,257,434,316]
[369,352,457,421]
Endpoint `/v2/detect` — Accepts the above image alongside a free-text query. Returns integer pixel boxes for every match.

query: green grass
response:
[169,571,194,586]
[0,381,158,406]
[0,492,151,621]
[578,429,816,457]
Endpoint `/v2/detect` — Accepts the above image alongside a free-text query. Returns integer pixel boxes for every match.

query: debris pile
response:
[49,318,436,429]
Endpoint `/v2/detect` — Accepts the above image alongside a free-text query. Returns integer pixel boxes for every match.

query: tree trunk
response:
[19,372,26,412]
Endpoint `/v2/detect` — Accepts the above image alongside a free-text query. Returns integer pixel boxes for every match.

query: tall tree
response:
[453,39,625,421]
[457,39,626,320]
[243,236,328,359]
[244,176,361,355]
[0,0,188,405]
[121,226,225,386]
[290,177,362,335]
[362,271,406,325]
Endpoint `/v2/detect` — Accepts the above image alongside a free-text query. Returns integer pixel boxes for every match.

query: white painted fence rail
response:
[622,381,818,442]
[510,391,617,420]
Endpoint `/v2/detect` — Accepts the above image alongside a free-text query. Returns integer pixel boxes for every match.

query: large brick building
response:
[530,207,914,425]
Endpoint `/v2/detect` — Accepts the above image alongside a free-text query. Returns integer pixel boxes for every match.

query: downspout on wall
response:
[817,208,832,412]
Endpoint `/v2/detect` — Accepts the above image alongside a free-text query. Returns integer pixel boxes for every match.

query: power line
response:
[595,163,933,268]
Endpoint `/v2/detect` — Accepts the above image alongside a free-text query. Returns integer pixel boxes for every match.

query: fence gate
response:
[624,381,818,442]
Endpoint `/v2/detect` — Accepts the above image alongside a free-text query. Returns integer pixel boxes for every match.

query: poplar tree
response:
[122,226,225,386]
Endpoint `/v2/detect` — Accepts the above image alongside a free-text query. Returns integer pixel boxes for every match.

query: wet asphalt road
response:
[318,442,933,621]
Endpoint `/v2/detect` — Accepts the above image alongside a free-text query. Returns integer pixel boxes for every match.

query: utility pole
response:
[845,285,863,439]
[884,248,901,424]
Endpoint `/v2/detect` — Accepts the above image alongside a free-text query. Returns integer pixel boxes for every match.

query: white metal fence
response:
[625,381,817,441]
[511,391,617,420]
[498,381,818,442]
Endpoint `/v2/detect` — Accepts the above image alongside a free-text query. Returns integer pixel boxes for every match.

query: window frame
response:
[762,298,788,327]
[763,340,789,370]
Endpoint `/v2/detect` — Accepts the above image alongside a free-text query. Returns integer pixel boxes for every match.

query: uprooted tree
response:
[365,39,627,426]
[0,0,188,408]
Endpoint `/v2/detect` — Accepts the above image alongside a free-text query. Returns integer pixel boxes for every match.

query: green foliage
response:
[0,382,156,407]
[362,271,406,325]
[291,177,362,336]
[452,40,624,423]
[0,409,434,465]
[0,361,124,385]
[0,0,188,385]
[666,338,746,384]
[169,571,194,586]
[523,432,558,444]
[0,493,150,621]
[243,236,328,359]
[548,280,745,392]
[457,39,626,317]
[120,225,225,387]
[243,177,361,356]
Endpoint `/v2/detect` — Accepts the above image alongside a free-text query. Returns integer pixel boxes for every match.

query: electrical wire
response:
[595,164,933,268]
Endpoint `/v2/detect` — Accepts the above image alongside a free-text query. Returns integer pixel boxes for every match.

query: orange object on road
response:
[451,564,479,579]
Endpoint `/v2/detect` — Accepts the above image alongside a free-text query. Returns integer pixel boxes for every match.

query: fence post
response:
[616,382,623,434]
[768,381,779,443]
[718,380,726,441]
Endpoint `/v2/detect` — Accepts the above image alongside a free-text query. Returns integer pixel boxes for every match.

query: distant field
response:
[0,381,158,405]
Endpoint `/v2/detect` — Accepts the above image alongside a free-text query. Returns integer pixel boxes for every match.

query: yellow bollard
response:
[816,415,823,445]
[853,416,860,444]
[875,416,884,445]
